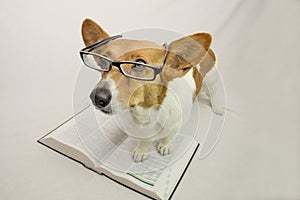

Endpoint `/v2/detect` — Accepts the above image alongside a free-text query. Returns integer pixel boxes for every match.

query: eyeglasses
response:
[79,35,168,81]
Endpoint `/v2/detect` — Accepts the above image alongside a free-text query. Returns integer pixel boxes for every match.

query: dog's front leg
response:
[157,135,174,155]
[133,140,151,162]
[157,125,179,155]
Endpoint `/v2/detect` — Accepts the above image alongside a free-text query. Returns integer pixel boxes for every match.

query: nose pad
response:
[90,88,112,108]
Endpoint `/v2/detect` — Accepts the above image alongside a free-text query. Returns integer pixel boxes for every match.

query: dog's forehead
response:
[99,39,164,58]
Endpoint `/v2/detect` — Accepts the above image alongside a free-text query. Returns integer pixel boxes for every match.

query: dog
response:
[80,18,224,162]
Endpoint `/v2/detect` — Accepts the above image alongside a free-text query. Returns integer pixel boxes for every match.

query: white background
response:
[1,0,299,199]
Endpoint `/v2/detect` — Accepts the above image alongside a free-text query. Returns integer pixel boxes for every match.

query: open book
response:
[38,105,200,200]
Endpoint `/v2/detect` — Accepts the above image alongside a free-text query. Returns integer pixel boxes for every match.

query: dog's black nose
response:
[90,88,112,108]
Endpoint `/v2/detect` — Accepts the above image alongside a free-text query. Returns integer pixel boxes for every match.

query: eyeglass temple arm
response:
[81,35,123,52]
[161,43,169,67]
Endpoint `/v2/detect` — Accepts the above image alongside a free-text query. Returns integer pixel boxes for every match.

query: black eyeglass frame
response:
[79,35,169,81]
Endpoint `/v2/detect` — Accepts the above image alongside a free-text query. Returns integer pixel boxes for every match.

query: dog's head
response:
[81,19,212,116]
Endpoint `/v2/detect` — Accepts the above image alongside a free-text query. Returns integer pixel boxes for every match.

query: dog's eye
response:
[132,59,146,71]
[97,58,110,70]
[136,59,146,64]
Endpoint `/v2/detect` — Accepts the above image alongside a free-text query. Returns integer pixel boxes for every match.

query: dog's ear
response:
[81,18,110,46]
[163,33,212,80]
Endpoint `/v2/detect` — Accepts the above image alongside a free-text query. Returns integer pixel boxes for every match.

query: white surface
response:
[1,0,300,199]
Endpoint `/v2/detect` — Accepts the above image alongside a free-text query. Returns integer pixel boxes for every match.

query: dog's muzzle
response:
[90,87,112,112]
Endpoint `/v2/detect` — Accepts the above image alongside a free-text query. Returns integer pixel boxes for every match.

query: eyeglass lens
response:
[83,54,111,71]
[120,63,155,80]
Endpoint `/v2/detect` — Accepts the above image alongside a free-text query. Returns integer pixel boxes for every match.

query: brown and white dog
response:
[81,19,223,162]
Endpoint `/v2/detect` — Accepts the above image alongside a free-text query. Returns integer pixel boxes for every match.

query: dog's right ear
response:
[81,18,110,46]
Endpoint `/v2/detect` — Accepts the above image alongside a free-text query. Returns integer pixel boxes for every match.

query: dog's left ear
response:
[81,18,110,46]
[163,33,212,80]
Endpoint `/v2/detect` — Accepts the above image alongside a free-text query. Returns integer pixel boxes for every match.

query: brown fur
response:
[200,48,216,76]
[82,19,109,46]
[192,67,203,100]
[192,49,216,100]
[130,83,168,109]
[115,76,167,110]
[81,18,216,110]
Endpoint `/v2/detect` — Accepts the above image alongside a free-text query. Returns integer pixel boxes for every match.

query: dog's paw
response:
[157,143,172,155]
[212,105,224,115]
[133,147,149,162]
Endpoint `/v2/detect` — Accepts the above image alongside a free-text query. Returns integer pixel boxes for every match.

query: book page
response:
[100,139,199,200]
[74,106,128,163]
[74,102,200,185]
[40,105,199,200]
[155,140,199,200]
[44,116,86,151]
[100,133,195,185]
[54,123,81,146]
[41,116,98,169]
[41,106,127,169]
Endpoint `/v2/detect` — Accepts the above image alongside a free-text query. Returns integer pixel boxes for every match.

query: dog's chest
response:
[167,69,195,124]
[115,70,195,139]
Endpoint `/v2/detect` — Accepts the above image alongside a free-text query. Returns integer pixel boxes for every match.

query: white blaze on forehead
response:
[104,76,116,89]
[96,76,118,95]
